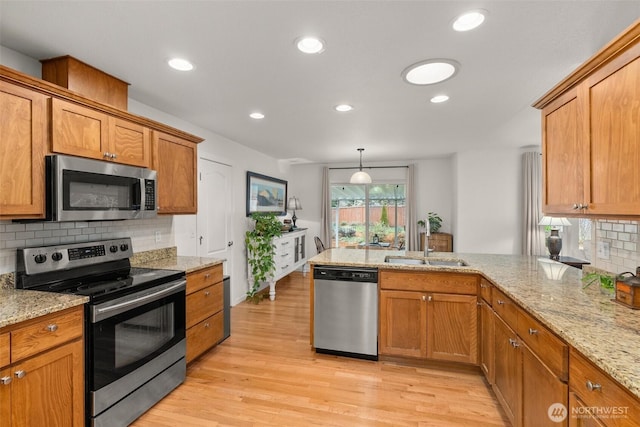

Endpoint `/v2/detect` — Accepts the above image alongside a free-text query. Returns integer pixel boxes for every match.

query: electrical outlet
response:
[597,241,610,260]
[155,231,161,243]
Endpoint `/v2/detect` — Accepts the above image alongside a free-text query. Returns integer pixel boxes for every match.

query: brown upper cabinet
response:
[152,130,198,214]
[534,19,640,217]
[51,98,151,167]
[0,81,48,219]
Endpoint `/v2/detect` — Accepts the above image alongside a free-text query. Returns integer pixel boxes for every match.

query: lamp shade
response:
[288,197,302,210]
[538,216,571,227]
[350,171,372,184]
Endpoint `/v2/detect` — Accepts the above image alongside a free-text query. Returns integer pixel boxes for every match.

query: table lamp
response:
[288,196,302,229]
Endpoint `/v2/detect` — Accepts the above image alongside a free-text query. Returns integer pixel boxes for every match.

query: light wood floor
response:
[133,273,510,426]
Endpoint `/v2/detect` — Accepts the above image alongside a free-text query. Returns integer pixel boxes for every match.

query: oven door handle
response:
[92,280,185,322]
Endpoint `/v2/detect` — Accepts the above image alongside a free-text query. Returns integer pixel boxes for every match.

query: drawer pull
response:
[528,328,538,335]
[104,152,111,158]
[477,301,483,306]
[204,274,211,279]
[422,295,427,301]
[509,338,519,348]
[428,295,432,302]
[204,291,210,296]
[15,370,26,379]
[497,300,505,305]
[46,324,58,332]
[0,376,11,385]
[586,380,602,392]
[480,283,489,288]
[205,322,210,328]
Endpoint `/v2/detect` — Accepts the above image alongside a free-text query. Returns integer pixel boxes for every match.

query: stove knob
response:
[51,252,63,262]
[109,245,118,253]
[34,254,47,264]
[120,243,129,252]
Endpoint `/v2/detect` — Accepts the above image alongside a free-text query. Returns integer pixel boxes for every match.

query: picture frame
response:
[246,171,287,216]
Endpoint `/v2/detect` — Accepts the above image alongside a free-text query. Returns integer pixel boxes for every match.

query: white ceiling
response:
[1,1,639,165]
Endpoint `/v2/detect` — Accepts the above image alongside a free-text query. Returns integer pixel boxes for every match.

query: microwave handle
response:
[137,178,144,211]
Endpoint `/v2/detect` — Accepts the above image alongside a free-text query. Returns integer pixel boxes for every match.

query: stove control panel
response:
[17,238,134,275]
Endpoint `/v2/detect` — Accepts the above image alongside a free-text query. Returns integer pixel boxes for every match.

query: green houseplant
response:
[581,272,615,295]
[245,212,283,303]
[417,212,443,234]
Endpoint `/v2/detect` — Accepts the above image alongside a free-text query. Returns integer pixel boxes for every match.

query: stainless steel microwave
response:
[45,155,157,221]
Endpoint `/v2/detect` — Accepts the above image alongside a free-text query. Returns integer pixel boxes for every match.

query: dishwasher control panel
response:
[313,266,378,282]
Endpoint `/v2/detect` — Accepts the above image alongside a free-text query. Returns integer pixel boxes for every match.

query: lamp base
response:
[546,229,562,261]
[291,211,297,229]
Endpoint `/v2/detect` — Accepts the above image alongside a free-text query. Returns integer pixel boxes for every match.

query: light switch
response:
[596,241,610,260]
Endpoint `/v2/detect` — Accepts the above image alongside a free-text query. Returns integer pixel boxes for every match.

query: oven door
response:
[87,280,186,393]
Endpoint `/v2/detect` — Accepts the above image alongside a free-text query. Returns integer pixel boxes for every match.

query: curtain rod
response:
[329,165,409,170]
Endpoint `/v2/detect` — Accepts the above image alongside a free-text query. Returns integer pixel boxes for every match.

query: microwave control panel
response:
[144,179,156,211]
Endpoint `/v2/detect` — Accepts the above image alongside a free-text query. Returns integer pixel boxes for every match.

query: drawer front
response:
[187,264,223,294]
[380,271,478,295]
[0,333,9,368]
[480,278,493,303]
[517,309,568,381]
[11,306,83,362]
[492,288,518,330]
[569,349,640,427]
[186,282,223,328]
[186,312,223,364]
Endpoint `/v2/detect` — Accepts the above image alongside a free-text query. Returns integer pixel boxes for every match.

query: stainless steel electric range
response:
[16,238,186,427]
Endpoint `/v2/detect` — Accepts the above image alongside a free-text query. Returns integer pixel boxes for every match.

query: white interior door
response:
[197,158,233,270]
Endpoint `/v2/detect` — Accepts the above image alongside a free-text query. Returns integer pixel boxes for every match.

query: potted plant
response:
[245,212,283,303]
[417,212,443,234]
[581,272,615,295]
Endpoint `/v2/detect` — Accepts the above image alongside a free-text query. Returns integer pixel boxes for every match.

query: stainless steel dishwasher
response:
[313,265,378,360]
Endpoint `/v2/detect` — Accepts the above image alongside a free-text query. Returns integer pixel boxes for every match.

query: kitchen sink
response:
[384,256,468,267]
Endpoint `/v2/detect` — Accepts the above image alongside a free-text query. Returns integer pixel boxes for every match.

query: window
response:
[331,183,406,248]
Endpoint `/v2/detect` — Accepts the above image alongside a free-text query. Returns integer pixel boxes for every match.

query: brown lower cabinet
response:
[186,264,225,363]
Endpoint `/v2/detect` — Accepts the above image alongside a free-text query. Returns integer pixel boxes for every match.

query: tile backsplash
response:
[0,217,175,274]
[590,219,640,274]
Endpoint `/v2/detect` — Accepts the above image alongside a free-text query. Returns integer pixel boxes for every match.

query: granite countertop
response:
[0,289,88,329]
[131,255,224,273]
[308,249,640,400]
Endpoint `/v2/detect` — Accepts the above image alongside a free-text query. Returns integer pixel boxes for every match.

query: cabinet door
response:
[379,290,427,358]
[426,293,478,364]
[493,314,521,427]
[542,87,587,215]
[479,301,495,384]
[0,81,47,218]
[0,367,10,427]
[11,339,84,427]
[152,131,197,214]
[522,342,568,427]
[569,392,606,427]
[587,49,640,215]
[108,116,150,167]
[51,98,110,160]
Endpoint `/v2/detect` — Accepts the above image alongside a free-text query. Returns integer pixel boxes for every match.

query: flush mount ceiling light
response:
[402,59,460,85]
[430,95,450,103]
[452,9,487,32]
[249,112,265,119]
[335,104,353,112]
[168,58,194,71]
[350,148,372,184]
[295,36,325,54]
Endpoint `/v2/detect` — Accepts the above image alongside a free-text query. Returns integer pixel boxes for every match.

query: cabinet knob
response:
[477,301,483,306]
[586,380,602,392]
[572,203,580,210]
[497,300,505,305]
[204,291,210,296]
[528,328,538,335]
[509,338,519,348]
[428,295,432,302]
[104,152,111,158]
[422,295,427,301]
[14,370,26,379]
[46,324,58,332]
[480,283,489,288]
[111,153,117,159]
[204,273,211,279]
[0,376,11,385]
[204,322,210,328]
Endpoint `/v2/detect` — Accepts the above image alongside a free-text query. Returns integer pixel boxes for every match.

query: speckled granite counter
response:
[308,249,640,400]
[0,289,88,329]
[131,254,224,273]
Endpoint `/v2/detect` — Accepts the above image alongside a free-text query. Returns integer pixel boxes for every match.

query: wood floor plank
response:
[132,273,510,426]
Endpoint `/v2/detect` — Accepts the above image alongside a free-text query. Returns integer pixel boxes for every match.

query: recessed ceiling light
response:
[168,58,194,71]
[402,59,460,85]
[430,95,450,103]
[452,10,487,32]
[295,36,325,54]
[335,104,353,112]
[249,112,265,119]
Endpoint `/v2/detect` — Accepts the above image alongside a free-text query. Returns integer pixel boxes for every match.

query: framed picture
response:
[246,171,287,216]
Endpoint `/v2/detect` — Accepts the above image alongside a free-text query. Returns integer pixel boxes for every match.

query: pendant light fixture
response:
[350,148,372,184]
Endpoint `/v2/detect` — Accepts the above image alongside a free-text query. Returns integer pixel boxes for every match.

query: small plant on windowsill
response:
[417,212,443,234]
[245,212,283,304]
[581,272,615,295]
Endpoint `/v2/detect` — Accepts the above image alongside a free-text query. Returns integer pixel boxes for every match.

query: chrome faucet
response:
[424,218,430,257]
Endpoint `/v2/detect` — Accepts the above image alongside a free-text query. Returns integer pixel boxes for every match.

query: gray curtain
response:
[320,167,332,248]
[522,152,546,255]
[406,164,419,250]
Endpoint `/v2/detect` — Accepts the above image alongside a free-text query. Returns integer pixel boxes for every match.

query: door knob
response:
[199,236,203,244]
[228,241,234,247]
